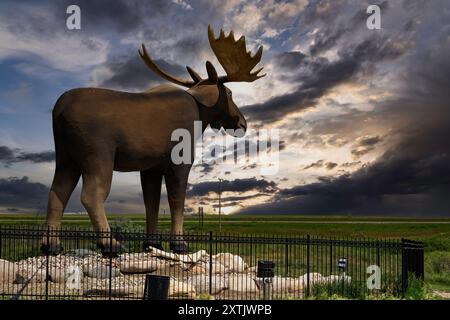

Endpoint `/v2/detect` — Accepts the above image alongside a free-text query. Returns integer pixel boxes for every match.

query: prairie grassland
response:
[0,213,449,295]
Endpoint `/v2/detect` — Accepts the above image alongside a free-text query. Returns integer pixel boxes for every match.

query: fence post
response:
[45,226,50,301]
[209,231,213,296]
[0,226,2,258]
[285,238,289,275]
[330,241,333,274]
[418,244,425,280]
[306,235,310,297]
[377,243,381,268]
[109,229,113,300]
[401,238,408,296]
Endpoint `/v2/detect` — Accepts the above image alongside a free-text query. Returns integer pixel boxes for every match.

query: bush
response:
[425,251,450,286]
[309,279,367,300]
[405,276,432,300]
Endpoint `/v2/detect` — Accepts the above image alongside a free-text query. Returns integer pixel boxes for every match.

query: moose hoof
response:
[98,241,123,258]
[170,241,190,254]
[143,241,163,251]
[41,243,63,256]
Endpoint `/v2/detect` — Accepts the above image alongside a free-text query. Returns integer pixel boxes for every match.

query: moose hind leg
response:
[80,161,121,257]
[42,163,80,255]
[141,168,163,250]
[165,165,191,253]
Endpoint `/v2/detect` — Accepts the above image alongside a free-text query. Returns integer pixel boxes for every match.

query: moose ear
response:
[206,61,218,83]
[187,84,219,107]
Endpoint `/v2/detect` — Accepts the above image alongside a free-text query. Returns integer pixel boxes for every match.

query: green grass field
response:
[1,213,449,297]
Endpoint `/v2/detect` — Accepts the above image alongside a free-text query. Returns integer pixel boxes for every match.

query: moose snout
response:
[233,118,247,138]
[238,120,247,132]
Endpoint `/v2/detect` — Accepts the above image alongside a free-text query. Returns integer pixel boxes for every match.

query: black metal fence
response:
[0,226,424,300]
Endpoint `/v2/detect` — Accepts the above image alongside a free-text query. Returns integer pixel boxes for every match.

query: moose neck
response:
[197,104,219,133]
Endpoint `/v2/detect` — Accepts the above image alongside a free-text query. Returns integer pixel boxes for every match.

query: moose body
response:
[55,85,200,172]
[43,26,265,255]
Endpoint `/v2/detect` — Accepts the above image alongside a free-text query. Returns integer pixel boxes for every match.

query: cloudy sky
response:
[0,0,449,216]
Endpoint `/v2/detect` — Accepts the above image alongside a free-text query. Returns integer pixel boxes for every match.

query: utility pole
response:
[218,178,222,233]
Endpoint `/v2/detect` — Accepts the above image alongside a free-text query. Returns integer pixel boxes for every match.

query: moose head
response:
[138,25,265,138]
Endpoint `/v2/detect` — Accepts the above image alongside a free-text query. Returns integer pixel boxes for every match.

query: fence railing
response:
[0,226,424,300]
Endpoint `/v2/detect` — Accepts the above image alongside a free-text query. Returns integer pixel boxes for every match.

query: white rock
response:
[323,274,352,284]
[0,259,16,283]
[85,265,121,279]
[202,261,228,274]
[147,247,179,261]
[169,278,196,298]
[178,250,209,264]
[119,260,158,274]
[188,275,227,295]
[266,276,303,293]
[214,253,245,273]
[227,275,259,293]
[15,268,47,284]
[299,272,323,286]
[189,264,207,275]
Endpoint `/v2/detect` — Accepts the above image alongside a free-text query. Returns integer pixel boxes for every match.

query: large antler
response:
[139,44,195,88]
[208,25,265,83]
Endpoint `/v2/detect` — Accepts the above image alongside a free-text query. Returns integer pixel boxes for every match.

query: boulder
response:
[49,266,83,284]
[299,272,323,286]
[322,274,352,284]
[85,265,121,279]
[119,260,158,274]
[214,253,245,273]
[246,266,257,274]
[227,275,259,293]
[0,259,16,283]
[67,249,97,258]
[188,275,227,295]
[169,278,196,298]
[48,268,69,283]
[178,250,209,264]
[269,276,303,293]
[147,247,209,264]
[15,268,47,284]
[189,264,207,275]
[147,247,179,261]
[202,261,228,274]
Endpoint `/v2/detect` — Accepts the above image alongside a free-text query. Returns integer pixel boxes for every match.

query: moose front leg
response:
[141,168,163,250]
[164,164,191,253]
[80,158,121,257]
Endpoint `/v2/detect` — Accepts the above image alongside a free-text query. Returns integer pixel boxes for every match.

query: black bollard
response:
[257,260,275,300]
[143,275,170,300]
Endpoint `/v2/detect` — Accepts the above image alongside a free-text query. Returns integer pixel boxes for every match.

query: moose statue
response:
[42,25,265,255]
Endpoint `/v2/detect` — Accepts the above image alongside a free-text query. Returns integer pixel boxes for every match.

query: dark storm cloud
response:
[241,18,450,217]
[249,150,450,216]
[187,178,277,197]
[58,0,171,33]
[355,135,382,147]
[303,160,338,170]
[16,151,55,163]
[325,162,338,170]
[303,160,324,170]
[98,55,187,91]
[0,176,49,210]
[0,146,16,164]
[244,35,407,122]
[0,146,54,167]
[350,135,383,158]
[340,161,362,168]
[309,1,389,56]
